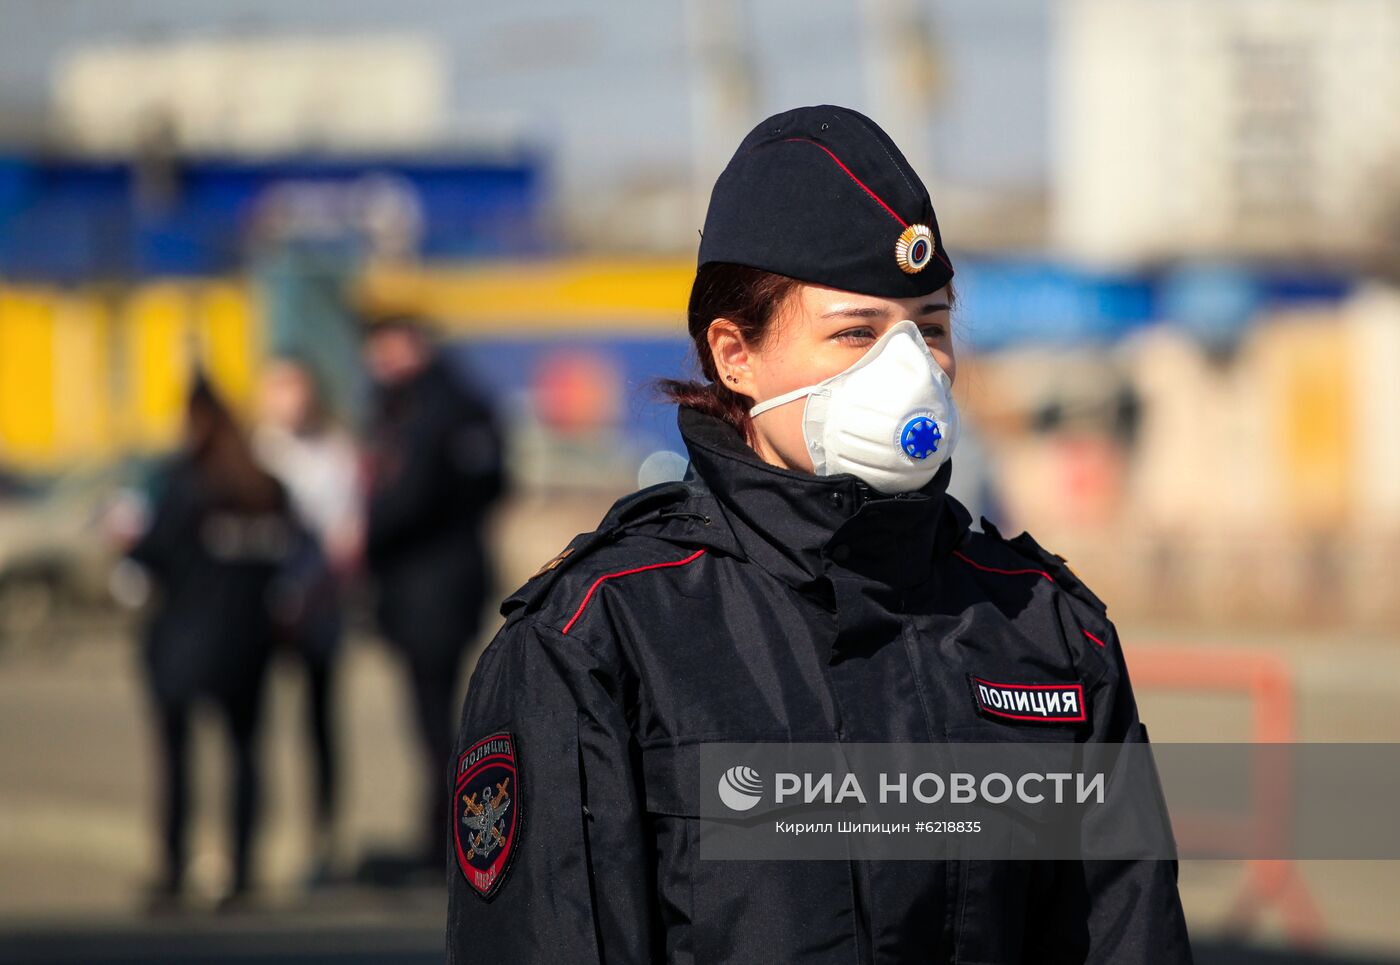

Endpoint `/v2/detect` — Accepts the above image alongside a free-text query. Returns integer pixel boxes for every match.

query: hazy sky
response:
[0,0,1051,194]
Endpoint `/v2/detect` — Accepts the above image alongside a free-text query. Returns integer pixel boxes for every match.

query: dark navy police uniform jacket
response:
[448,405,1193,964]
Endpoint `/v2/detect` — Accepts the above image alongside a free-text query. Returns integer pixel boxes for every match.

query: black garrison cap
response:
[697,104,954,298]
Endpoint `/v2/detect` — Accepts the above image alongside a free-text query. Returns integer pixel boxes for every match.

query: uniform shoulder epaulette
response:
[977,515,1108,616]
[500,481,696,620]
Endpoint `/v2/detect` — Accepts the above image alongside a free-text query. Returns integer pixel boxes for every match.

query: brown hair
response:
[187,375,286,515]
[655,262,802,447]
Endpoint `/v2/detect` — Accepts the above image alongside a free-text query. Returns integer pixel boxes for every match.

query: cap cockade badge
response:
[894,223,935,275]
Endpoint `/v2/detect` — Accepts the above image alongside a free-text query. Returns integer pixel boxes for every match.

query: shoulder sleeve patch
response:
[453,731,522,901]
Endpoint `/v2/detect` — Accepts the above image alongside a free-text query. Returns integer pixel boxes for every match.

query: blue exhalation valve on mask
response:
[748,319,960,494]
[901,417,942,459]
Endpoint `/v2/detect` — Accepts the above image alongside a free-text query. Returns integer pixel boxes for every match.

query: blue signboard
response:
[0,152,547,282]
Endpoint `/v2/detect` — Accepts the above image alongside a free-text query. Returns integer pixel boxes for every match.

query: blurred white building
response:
[1054,0,1400,263]
[53,36,450,156]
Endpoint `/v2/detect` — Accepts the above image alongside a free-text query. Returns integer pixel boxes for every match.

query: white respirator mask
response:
[747,318,959,494]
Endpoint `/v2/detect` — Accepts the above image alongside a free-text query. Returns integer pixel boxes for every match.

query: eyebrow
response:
[820,302,952,320]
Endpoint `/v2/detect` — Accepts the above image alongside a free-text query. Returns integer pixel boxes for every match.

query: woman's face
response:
[710,282,955,473]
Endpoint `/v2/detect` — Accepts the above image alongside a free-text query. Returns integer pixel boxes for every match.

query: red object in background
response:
[1055,434,1125,527]
[1130,646,1325,948]
[532,351,622,435]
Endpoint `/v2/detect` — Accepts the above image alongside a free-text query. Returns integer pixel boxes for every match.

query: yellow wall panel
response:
[0,290,57,463]
[1273,317,1352,528]
[198,282,259,412]
[124,284,192,449]
[359,258,693,332]
[51,294,114,460]
[0,280,268,468]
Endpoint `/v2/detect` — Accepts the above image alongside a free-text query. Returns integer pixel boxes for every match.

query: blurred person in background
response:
[252,355,363,888]
[361,315,506,872]
[125,375,294,912]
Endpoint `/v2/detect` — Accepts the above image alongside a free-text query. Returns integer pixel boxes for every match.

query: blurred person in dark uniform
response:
[126,375,294,911]
[447,106,1190,963]
[253,355,363,886]
[361,316,505,870]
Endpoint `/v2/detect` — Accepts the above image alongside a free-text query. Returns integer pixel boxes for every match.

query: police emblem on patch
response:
[895,223,935,274]
[969,676,1087,723]
[454,732,521,900]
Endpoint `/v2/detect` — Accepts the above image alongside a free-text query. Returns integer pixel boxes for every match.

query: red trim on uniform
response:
[952,549,1055,583]
[1082,628,1106,648]
[560,549,707,636]
[783,138,908,229]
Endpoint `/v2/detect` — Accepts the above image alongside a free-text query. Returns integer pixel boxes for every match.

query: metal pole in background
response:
[684,0,757,232]
[857,0,945,186]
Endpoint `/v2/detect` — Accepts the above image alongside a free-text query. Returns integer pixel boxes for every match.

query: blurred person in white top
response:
[253,355,363,886]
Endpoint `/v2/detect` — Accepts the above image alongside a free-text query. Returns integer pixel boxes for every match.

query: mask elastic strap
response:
[748,319,927,419]
[749,384,816,419]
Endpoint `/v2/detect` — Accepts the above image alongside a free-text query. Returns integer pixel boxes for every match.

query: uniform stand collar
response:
[678,406,969,590]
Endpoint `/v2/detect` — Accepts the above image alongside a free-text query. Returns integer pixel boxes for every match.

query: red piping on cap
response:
[560,549,707,635]
[782,138,954,275]
[783,138,908,229]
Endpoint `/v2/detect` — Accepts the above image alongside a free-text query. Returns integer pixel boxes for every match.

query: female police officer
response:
[447,105,1192,964]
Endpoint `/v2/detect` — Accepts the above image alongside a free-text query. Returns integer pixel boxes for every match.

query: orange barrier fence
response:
[1129,645,1325,946]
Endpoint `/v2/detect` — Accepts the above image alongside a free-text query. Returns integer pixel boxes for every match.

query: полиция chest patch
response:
[969,676,1087,723]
